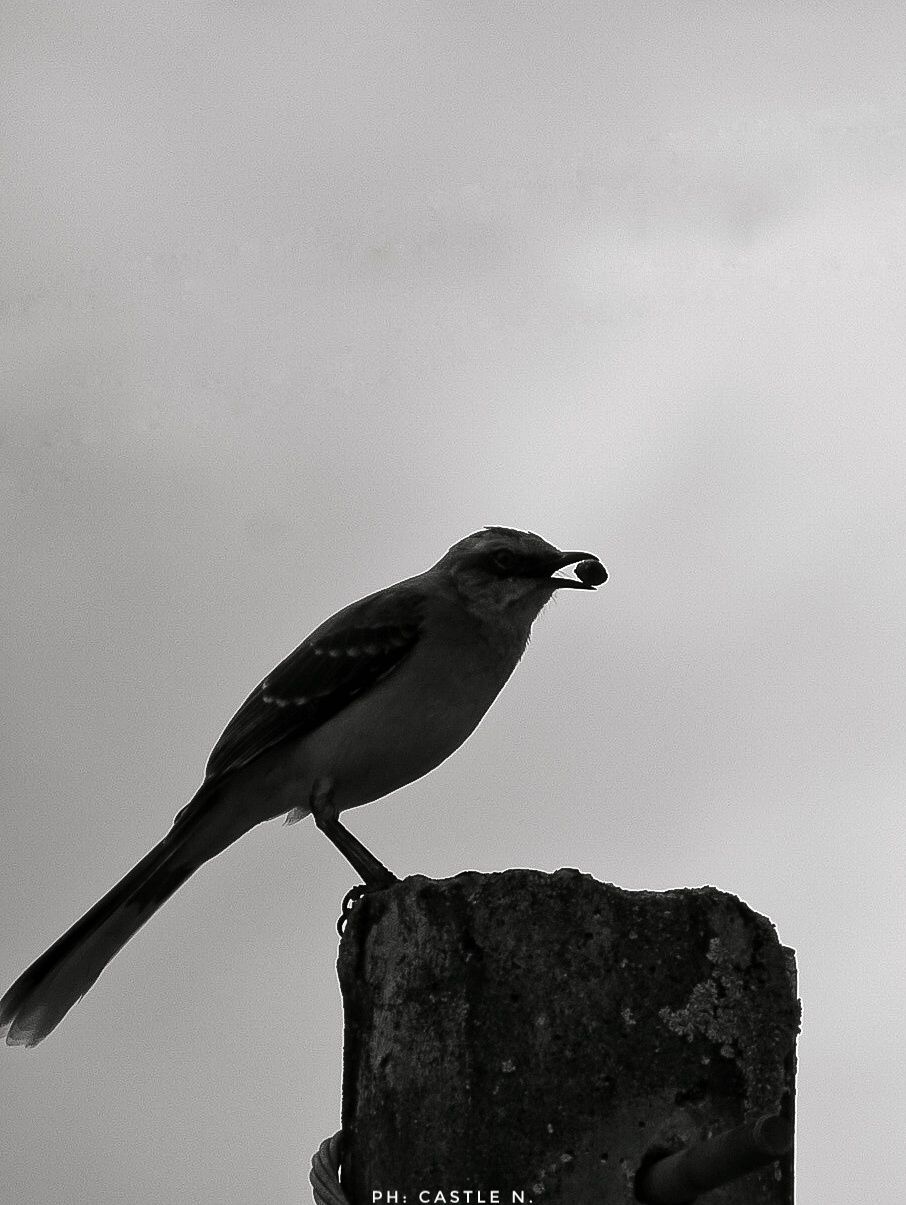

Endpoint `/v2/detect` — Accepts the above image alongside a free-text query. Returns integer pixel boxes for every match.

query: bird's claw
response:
[336,876,399,935]
[337,884,369,934]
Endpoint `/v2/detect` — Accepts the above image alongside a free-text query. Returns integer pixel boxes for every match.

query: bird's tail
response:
[1,791,226,1047]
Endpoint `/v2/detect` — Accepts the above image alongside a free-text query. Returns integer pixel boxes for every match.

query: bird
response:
[1,527,605,1047]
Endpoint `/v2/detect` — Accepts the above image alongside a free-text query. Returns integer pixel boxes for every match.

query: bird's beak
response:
[548,550,606,590]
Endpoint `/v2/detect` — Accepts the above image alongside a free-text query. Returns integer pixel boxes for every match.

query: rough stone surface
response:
[338,870,799,1204]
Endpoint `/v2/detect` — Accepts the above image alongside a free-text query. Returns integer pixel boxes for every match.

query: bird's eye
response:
[493,549,516,572]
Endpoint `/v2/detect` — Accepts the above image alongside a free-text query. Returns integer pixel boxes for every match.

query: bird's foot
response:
[337,875,398,935]
[337,884,367,933]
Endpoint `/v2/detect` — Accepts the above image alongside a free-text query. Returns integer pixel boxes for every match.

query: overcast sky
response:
[2,2,905,1201]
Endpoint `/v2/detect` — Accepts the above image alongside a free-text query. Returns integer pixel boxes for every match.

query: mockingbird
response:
[1,527,604,1046]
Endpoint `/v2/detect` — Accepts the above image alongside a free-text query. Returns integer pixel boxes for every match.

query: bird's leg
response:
[318,814,398,889]
[308,778,398,931]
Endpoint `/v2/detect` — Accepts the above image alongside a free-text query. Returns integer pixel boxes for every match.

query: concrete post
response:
[337,870,798,1204]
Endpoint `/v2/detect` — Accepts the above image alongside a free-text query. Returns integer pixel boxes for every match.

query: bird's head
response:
[434,527,605,625]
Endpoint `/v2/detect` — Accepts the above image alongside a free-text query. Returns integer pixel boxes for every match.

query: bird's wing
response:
[203,580,426,783]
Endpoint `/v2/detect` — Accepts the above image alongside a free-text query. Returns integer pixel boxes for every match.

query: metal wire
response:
[635,1114,793,1204]
[310,1131,351,1205]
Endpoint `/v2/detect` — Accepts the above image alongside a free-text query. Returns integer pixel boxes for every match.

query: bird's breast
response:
[296,622,520,812]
